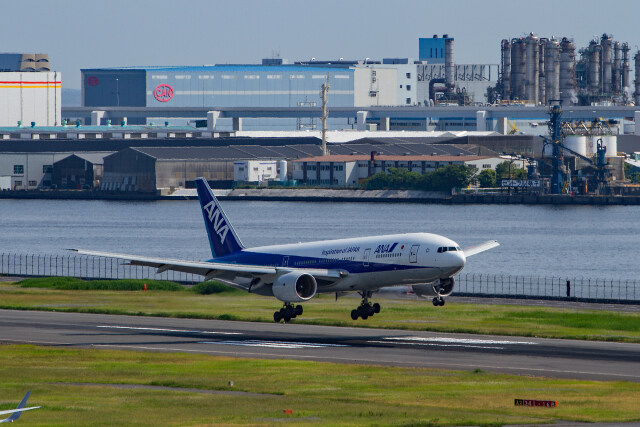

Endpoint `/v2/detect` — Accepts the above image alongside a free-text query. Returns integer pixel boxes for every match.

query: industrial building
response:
[0,151,112,190]
[495,33,634,106]
[292,153,504,187]
[52,153,105,189]
[0,53,61,127]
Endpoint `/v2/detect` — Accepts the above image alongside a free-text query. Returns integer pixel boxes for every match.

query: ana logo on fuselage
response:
[203,200,229,245]
[374,242,398,254]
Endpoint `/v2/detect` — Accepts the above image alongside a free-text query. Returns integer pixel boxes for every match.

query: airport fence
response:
[0,252,200,284]
[454,272,640,303]
[0,252,638,303]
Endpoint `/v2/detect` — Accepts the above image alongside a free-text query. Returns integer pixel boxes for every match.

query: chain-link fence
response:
[1,253,638,303]
[454,273,639,303]
[0,253,200,284]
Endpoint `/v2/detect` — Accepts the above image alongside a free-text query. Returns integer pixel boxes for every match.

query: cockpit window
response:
[456,246,461,251]
[437,246,458,253]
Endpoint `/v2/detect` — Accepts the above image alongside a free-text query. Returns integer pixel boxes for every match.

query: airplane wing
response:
[0,392,40,423]
[463,240,500,257]
[70,249,345,284]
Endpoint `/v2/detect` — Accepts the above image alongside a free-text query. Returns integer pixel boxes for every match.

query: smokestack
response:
[559,37,576,105]
[444,36,455,91]
[622,42,631,89]
[601,34,613,93]
[501,39,511,100]
[635,51,640,105]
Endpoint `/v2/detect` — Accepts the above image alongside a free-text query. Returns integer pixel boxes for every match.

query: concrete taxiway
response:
[1,309,639,382]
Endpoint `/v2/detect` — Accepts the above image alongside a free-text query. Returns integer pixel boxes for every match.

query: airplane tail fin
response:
[195,178,244,258]
[4,391,32,422]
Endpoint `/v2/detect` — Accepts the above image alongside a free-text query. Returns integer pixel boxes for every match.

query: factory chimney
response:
[635,51,640,105]
[500,39,511,100]
[444,35,455,92]
[601,34,613,93]
[559,37,576,105]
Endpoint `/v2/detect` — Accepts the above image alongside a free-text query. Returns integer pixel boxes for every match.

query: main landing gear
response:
[351,291,381,320]
[273,303,303,323]
[432,296,445,306]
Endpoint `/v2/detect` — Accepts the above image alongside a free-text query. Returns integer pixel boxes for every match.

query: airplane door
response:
[363,248,371,267]
[410,245,420,263]
[282,256,289,267]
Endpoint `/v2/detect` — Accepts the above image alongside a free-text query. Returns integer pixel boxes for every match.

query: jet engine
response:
[412,277,455,297]
[271,271,317,303]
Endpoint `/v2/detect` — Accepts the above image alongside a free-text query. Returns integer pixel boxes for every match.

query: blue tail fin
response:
[6,391,31,422]
[195,178,244,258]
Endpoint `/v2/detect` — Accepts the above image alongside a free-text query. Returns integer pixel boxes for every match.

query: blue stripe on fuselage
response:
[207,251,434,274]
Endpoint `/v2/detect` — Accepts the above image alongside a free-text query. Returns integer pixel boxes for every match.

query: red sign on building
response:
[87,76,99,86]
[154,84,174,102]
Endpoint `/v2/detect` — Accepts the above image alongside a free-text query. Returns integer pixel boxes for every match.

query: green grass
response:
[1,344,639,426]
[1,279,640,342]
[18,277,185,291]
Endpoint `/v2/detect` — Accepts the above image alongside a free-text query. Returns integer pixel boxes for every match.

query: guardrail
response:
[1,253,638,303]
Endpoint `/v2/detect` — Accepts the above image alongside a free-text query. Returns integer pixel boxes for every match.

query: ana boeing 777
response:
[74,178,499,322]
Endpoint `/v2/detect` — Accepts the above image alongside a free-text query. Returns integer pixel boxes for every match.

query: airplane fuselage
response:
[210,232,466,292]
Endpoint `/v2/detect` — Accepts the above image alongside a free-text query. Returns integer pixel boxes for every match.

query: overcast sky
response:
[3,0,639,89]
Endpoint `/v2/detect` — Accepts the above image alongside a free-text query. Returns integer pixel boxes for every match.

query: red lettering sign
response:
[87,76,99,86]
[154,84,174,102]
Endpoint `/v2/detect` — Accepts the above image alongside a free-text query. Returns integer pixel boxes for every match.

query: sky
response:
[2,0,640,89]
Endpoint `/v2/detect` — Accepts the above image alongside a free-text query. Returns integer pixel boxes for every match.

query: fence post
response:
[566,280,570,298]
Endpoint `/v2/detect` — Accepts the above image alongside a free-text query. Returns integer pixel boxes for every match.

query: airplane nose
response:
[456,251,466,269]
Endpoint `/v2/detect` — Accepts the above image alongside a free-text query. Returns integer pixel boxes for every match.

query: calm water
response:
[0,199,638,280]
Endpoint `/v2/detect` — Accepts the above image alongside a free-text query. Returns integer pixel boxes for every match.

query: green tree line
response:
[360,161,527,191]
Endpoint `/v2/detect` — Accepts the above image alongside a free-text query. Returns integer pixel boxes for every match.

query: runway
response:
[1,309,639,382]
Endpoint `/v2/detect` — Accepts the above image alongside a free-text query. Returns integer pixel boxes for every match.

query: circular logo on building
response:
[154,84,174,102]
[87,76,99,86]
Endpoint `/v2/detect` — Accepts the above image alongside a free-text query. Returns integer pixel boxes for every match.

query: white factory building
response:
[0,53,61,127]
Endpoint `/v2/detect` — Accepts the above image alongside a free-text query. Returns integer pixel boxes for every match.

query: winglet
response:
[195,178,244,258]
[463,240,500,257]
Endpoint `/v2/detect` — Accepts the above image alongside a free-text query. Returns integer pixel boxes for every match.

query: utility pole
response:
[321,74,330,156]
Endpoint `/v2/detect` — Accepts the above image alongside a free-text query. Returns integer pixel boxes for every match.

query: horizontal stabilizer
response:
[463,240,500,257]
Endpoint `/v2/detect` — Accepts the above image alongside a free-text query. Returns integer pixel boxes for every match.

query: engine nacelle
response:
[271,271,317,303]
[412,277,455,298]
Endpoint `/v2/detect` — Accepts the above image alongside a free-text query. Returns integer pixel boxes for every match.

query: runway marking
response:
[97,325,242,335]
[367,340,504,350]
[199,340,348,349]
[382,337,538,345]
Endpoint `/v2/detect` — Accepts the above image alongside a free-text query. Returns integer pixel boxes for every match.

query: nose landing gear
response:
[351,291,381,320]
[273,303,303,323]
[432,296,445,306]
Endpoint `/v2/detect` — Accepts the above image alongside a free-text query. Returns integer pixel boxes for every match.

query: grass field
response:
[1,344,639,426]
[1,278,640,342]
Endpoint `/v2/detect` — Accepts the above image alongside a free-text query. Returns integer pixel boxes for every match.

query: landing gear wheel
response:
[295,305,303,316]
[372,303,381,314]
[273,311,282,322]
[432,297,439,306]
[439,298,445,306]
[351,309,358,320]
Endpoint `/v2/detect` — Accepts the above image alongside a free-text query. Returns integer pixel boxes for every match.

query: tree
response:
[495,160,527,180]
[422,165,477,191]
[477,169,497,188]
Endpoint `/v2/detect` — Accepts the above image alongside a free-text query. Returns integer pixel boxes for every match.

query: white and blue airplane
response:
[0,392,40,423]
[74,178,498,322]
